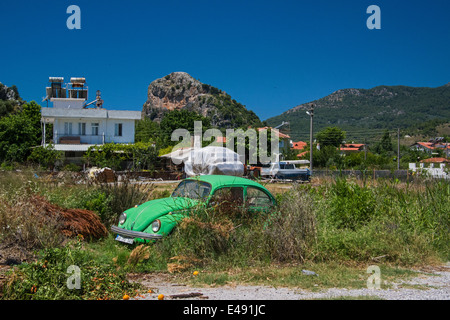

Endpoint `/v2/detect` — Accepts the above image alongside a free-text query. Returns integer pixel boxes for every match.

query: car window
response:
[210,187,244,210]
[246,187,272,208]
[171,180,211,200]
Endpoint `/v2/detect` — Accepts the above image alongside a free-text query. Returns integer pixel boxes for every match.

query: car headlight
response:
[119,212,127,225]
[151,219,161,233]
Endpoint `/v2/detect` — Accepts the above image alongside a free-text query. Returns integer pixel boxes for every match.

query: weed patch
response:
[2,240,141,300]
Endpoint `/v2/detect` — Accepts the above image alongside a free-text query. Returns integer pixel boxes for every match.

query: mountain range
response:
[141,73,449,141]
[266,83,450,141]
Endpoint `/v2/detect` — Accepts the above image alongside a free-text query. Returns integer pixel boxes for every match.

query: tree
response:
[0,83,23,118]
[0,101,42,164]
[374,130,393,154]
[316,127,346,147]
[311,145,340,168]
[83,142,158,171]
[160,109,211,146]
[135,118,161,143]
[27,144,63,169]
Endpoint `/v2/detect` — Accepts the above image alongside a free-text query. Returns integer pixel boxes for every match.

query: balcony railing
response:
[54,132,108,145]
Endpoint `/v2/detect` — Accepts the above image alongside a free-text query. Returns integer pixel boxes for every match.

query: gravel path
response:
[132,263,450,300]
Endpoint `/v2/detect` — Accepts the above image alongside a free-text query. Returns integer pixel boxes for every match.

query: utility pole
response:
[397,128,400,170]
[306,104,314,174]
[364,138,367,161]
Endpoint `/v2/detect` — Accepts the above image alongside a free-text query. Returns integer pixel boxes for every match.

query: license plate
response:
[115,234,134,244]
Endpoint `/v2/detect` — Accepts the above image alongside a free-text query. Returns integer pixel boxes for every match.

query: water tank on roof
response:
[68,77,88,100]
[47,77,66,98]
[49,77,64,83]
[70,77,86,87]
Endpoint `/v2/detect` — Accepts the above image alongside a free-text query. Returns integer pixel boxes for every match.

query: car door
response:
[245,186,275,213]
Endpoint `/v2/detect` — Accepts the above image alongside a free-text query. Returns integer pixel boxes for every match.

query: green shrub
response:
[312,178,449,265]
[62,163,82,172]
[94,181,154,227]
[27,144,63,170]
[327,178,377,229]
[163,207,234,261]
[0,162,14,170]
[83,142,158,171]
[3,240,140,300]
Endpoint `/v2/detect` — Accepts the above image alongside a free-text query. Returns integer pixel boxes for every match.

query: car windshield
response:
[171,180,212,200]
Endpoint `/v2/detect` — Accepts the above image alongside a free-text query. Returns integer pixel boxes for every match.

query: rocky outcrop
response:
[0,82,23,117]
[142,72,261,128]
[0,82,20,101]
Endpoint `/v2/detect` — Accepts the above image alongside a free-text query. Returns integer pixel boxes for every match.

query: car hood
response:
[120,197,200,232]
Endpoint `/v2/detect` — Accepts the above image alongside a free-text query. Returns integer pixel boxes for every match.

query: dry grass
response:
[263,186,317,263]
[0,190,108,264]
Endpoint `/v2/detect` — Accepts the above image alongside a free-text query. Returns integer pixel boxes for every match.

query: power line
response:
[289,128,396,134]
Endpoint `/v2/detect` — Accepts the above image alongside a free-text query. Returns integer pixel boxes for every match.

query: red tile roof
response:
[216,136,227,143]
[292,141,307,150]
[413,142,450,150]
[340,147,361,151]
[416,142,435,150]
[420,157,450,163]
[297,151,309,158]
[342,143,365,148]
[257,127,290,139]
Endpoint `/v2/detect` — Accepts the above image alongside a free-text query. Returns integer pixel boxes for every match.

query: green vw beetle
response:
[111,175,276,244]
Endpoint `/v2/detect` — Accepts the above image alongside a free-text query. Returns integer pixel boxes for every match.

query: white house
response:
[41,77,141,162]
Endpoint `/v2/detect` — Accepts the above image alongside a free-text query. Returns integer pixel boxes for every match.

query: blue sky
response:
[1,0,449,120]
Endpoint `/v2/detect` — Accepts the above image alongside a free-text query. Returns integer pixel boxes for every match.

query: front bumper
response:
[111,225,164,240]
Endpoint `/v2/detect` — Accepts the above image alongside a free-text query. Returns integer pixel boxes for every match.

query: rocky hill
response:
[0,82,22,117]
[266,83,450,140]
[142,72,261,128]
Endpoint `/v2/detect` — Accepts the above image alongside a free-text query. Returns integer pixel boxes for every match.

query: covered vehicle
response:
[183,146,245,177]
[111,175,276,244]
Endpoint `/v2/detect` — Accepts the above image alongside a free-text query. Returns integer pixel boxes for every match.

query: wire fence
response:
[312,169,409,180]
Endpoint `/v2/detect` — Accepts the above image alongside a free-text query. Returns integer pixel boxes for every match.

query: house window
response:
[114,123,123,137]
[91,123,99,136]
[78,123,86,135]
[64,122,72,135]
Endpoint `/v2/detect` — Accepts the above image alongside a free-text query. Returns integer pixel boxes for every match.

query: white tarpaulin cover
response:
[183,146,244,177]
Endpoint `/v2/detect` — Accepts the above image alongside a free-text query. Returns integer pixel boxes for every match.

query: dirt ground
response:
[128,263,450,300]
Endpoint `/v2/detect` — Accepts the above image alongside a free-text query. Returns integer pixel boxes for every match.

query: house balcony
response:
[55,133,106,145]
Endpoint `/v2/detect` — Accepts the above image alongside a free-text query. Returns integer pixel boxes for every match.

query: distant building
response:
[410,141,450,155]
[339,143,365,154]
[292,141,307,151]
[419,157,450,164]
[291,141,308,158]
[41,77,141,163]
[257,126,291,151]
[410,142,435,154]
[409,158,449,179]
